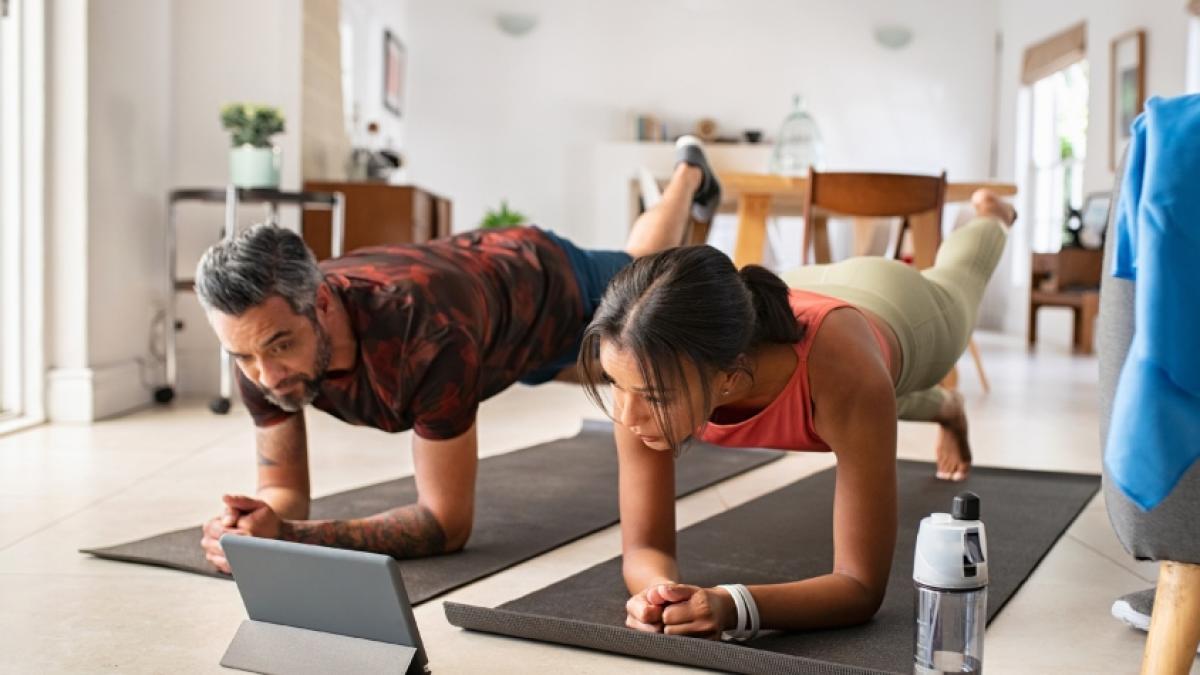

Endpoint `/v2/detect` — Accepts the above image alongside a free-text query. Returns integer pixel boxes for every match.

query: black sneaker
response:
[674,135,722,224]
[1111,588,1154,632]
[1111,587,1200,652]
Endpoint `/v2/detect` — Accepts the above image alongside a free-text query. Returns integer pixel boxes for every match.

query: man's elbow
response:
[432,510,473,553]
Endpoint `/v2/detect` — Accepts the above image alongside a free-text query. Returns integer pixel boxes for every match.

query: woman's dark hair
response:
[578,245,804,453]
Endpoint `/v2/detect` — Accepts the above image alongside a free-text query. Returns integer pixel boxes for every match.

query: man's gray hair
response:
[195,223,323,317]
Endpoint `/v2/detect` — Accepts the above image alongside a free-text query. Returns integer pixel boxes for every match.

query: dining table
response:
[704,172,1018,269]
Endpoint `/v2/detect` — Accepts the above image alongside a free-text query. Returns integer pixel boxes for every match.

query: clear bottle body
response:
[913,584,986,674]
[768,95,824,176]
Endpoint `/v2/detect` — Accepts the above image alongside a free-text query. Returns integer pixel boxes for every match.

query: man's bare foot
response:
[971,189,1017,228]
[935,388,972,481]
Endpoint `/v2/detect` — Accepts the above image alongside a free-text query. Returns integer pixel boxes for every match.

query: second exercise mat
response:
[446,460,1099,674]
[82,420,782,604]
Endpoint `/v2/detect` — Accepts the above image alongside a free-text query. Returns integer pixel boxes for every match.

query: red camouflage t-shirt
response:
[236,227,584,440]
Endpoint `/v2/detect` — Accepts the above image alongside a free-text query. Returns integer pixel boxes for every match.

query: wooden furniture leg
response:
[853,218,876,257]
[940,366,959,390]
[1080,305,1089,353]
[1078,292,1100,355]
[733,194,772,268]
[689,219,711,246]
[1141,561,1200,675]
[908,209,941,270]
[810,214,832,264]
[967,338,990,393]
[1032,302,1041,348]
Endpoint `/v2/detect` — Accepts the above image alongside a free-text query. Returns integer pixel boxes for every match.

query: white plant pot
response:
[229,144,281,189]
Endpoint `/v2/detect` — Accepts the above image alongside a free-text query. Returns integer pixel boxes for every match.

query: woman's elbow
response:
[839,575,888,625]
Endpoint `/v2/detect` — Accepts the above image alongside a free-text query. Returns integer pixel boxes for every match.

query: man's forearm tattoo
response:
[279,504,449,558]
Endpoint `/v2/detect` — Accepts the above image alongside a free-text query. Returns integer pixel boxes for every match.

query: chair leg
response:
[887,218,909,260]
[1141,561,1200,675]
[967,338,990,394]
[940,366,959,390]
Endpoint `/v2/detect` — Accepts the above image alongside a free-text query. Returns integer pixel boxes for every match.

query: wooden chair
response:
[802,169,947,265]
[800,171,990,393]
[1029,248,1103,354]
[1099,151,1200,674]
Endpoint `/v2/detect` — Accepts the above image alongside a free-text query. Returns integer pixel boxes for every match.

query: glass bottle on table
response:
[769,94,825,176]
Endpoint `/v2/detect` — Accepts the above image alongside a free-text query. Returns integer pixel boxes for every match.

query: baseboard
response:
[46,359,154,422]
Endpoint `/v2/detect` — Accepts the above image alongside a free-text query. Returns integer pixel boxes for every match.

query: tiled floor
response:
[0,330,1192,674]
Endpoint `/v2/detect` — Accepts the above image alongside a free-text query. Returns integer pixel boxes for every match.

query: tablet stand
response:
[220,620,422,674]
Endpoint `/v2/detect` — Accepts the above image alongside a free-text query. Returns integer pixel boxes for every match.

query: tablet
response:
[222,534,428,672]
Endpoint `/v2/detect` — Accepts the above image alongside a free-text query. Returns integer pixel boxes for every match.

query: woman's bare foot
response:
[970,189,1017,228]
[935,388,972,481]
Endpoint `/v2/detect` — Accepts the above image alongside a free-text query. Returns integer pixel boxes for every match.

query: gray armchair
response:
[1099,154,1200,673]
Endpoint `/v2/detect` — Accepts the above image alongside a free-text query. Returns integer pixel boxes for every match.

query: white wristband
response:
[718,584,753,641]
[734,584,760,640]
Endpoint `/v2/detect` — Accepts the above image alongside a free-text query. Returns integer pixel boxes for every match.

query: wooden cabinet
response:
[301,182,452,260]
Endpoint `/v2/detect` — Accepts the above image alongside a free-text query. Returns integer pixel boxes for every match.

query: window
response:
[1188,14,1200,94]
[0,0,45,430]
[1028,61,1089,253]
[1,0,19,418]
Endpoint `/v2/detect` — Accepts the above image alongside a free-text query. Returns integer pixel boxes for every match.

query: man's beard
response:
[261,319,333,412]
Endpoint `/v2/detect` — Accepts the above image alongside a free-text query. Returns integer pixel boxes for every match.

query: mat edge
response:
[443,601,897,675]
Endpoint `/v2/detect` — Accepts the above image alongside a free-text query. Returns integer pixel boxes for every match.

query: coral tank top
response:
[695,289,892,452]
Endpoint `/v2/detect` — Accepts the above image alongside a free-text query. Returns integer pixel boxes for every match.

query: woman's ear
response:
[716,369,740,400]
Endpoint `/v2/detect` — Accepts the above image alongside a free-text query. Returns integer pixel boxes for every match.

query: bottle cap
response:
[953,492,981,521]
[913,494,988,590]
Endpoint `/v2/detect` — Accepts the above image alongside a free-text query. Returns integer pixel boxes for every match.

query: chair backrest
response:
[802,170,948,264]
[804,170,947,218]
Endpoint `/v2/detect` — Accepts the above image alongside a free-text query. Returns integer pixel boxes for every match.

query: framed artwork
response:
[1109,29,1145,170]
[383,30,405,117]
[1079,191,1113,250]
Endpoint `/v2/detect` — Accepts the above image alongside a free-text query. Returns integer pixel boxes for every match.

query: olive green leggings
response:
[780,217,1008,421]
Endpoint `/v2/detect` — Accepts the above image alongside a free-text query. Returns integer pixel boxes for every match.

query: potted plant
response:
[220,103,285,189]
[480,200,528,228]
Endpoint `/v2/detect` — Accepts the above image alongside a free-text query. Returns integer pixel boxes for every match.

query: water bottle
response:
[768,94,825,176]
[913,492,988,674]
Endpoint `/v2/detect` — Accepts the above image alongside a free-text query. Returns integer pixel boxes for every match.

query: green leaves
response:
[480,200,528,229]
[220,103,286,148]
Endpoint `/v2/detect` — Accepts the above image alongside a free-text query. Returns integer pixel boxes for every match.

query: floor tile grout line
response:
[1065,532,1159,585]
[0,426,246,553]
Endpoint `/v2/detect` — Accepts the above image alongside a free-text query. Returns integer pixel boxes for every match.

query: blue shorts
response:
[519,229,632,385]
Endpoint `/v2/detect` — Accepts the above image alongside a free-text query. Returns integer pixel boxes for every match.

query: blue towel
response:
[1106,94,1200,511]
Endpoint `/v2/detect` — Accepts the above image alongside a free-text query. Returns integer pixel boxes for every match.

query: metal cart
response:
[158,186,345,413]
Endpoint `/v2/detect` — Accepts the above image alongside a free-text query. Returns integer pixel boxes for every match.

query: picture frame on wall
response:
[1109,29,1146,170]
[383,30,405,117]
[1079,191,1113,250]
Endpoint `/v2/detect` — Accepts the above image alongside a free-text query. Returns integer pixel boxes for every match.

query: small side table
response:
[159,186,345,413]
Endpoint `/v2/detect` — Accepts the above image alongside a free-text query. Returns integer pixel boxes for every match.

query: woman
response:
[577,190,1015,638]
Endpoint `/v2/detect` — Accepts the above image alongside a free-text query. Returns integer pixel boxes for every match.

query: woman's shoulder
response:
[807,308,893,397]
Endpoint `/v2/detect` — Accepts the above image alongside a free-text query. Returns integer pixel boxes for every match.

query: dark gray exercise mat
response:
[81,421,782,604]
[445,460,1100,674]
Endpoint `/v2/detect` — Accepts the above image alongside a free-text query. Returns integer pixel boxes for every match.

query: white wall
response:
[169,0,304,397]
[45,0,307,418]
[403,0,1001,242]
[340,0,408,153]
[987,0,1192,333]
[46,0,172,421]
[86,0,172,380]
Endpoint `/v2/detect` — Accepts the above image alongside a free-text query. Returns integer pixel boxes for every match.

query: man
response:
[197,138,722,572]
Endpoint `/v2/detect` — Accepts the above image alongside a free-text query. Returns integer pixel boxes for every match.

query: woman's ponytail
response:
[738,264,803,345]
